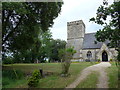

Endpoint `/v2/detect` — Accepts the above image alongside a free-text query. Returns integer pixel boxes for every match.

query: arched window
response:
[87,51,92,58]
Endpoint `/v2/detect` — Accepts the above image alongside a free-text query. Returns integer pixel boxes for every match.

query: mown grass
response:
[2,62,94,88]
[107,62,118,88]
[75,71,99,88]
[37,63,94,88]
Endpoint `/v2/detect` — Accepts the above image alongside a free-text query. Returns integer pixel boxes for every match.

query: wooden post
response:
[39,68,43,77]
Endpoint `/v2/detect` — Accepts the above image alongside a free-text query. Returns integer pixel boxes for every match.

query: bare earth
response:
[65,62,111,89]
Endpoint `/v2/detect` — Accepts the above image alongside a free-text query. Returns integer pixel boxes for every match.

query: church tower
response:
[67,20,85,59]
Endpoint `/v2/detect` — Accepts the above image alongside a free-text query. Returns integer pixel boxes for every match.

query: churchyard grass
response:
[76,71,99,88]
[37,62,94,88]
[2,78,27,88]
[2,62,94,88]
[107,62,118,88]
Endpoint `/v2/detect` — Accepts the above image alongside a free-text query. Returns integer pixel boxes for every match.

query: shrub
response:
[97,59,100,62]
[3,57,13,64]
[32,70,40,79]
[27,70,40,87]
[110,59,113,62]
[59,47,76,75]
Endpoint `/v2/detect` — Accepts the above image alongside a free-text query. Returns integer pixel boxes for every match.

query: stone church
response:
[67,20,118,62]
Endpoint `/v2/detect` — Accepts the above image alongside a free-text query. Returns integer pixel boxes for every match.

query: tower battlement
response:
[67,20,85,28]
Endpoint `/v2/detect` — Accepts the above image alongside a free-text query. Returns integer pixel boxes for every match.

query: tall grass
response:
[2,69,25,88]
[107,62,118,88]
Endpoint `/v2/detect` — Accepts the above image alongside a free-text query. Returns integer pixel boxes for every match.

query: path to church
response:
[65,62,111,89]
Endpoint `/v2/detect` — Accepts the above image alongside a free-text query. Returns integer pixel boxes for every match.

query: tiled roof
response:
[82,33,109,49]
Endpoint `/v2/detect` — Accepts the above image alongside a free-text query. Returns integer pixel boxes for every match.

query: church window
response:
[87,51,92,58]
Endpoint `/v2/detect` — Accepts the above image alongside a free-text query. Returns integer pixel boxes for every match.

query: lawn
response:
[76,71,99,88]
[2,62,94,88]
[107,62,118,88]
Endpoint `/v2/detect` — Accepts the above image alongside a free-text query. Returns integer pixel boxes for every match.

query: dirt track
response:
[65,62,111,89]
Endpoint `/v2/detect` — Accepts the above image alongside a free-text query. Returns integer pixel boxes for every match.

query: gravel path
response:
[65,62,111,89]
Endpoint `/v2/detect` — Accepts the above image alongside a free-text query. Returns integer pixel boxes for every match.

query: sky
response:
[50,0,113,41]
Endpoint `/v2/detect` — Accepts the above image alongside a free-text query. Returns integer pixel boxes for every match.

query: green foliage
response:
[116,51,120,67]
[107,62,118,88]
[3,31,66,63]
[90,1,120,66]
[32,70,41,79]
[66,47,76,55]
[110,59,113,62]
[3,57,13,64]
[117,51,120,61]
[59,47,76,75]
[58,49,66,62]
[97,59,100,62]
[27,70,40,87]
[49,39,66,62]
[37,31,66,62]
[90,1,120,48]
[2,77,11,86]
[2,63,93,88]
[2,69,24,86]
[2,2,63,63]
[2,69,24,80]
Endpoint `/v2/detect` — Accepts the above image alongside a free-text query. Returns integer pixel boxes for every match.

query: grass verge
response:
[75,71,99,88]
[107,62,118,88]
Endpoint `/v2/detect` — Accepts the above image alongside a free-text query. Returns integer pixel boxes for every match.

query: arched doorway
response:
[102,51,108,61]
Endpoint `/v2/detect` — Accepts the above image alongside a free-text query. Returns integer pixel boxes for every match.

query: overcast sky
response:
[50,0,113,41]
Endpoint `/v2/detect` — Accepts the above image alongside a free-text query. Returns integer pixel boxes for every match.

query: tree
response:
[37,30,53,62]
[59,47,76,76]
[49,39,66,62]
[2,2,63,61]
[90,0,120,64]
[11,30,52,63]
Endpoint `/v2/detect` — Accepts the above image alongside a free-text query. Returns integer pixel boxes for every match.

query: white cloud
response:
[50,0,113,41]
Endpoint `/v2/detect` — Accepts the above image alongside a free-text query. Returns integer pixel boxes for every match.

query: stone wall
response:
[67,20,85,59]
[81,49,99,61]
[81,44,118,61]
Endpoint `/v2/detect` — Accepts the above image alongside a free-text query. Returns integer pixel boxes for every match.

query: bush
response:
[27,70,40,87]
[110,59,113,62]
[97,59,100,62]
[3,57,13,64]
[59,47,76,75]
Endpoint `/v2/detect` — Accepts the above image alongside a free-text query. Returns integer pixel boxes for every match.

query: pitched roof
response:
[82,33,109,49]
